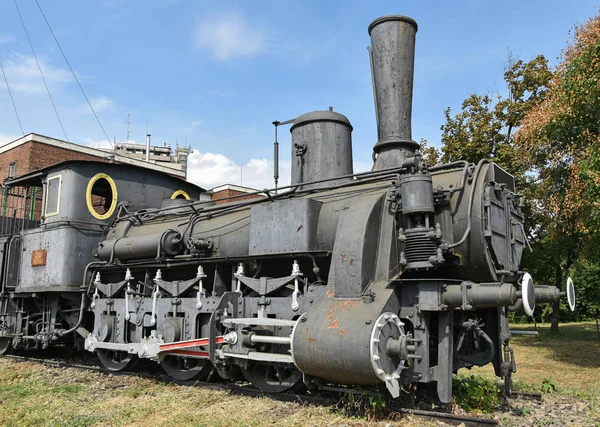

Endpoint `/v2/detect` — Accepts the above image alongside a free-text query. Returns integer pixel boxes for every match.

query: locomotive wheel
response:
[0,338,11,355]
[97,349,137,372]
[241,363,303,393]
[160,356,212,381]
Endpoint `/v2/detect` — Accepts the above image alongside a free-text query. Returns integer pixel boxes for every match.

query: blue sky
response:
[0,0,597,189]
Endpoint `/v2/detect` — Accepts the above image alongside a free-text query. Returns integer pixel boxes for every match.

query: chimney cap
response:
[368,15,418,35]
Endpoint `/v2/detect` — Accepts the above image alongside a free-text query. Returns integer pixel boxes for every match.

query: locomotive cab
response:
[0,160,205,353]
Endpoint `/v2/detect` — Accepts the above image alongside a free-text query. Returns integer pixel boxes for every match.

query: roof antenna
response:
[126,113,131,142]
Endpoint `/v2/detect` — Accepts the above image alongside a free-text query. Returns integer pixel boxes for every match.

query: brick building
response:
[210,184,265,205]
[0,133,186,182]
[0,133,188,223]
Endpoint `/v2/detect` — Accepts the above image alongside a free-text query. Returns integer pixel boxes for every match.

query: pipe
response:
[510,330,539,336]
[442,282,517,309]
[273,121,280,190]
[456,328,495,366]
[249,334,291,345]
[446,159,488,249]
[369,15,420,170]
[58,261,106,336]
[145,134,151,162]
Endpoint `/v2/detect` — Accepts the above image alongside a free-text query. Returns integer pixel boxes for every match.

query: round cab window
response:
[171,190,190,200]
[86,173,118,220]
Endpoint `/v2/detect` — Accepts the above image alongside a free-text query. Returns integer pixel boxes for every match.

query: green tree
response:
[516,14,600,331]
[440,54,552,182]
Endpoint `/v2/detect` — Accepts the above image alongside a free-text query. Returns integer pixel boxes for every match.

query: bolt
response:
[365,319,372,325]
[301,317,307,323]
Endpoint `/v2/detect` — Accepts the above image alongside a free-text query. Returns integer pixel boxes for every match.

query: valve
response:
[90,272,101,309]
[196,265,207,310]
[234,263,245,293]
[150,269,162,326]
[291,260,303,312]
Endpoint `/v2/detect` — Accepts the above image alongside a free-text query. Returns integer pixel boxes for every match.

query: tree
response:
[440,55,552,183]
[516,14,600,332]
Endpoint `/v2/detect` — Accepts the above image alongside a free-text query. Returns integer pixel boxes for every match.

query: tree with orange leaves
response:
[516,13,600,332]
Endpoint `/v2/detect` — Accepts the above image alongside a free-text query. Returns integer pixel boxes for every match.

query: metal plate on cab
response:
[31,249,47,266]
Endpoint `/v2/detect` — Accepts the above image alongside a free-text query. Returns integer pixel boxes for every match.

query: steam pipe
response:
[446,159,488,249]
[58,261,107,336]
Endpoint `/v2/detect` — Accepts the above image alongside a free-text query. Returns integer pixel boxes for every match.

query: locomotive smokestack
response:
[368,15,420,170]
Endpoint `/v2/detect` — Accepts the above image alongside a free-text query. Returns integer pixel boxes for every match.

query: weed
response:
[512,406,534,416]
[541,378,557,394]
[454,375,504,413]
[126,385,143,398]
[366,394,386,420]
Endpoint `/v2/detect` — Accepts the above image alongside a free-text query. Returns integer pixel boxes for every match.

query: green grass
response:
[0,321,598,425]
[0,358,421,426]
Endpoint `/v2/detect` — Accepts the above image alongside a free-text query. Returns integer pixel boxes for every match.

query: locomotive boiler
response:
[0,14,575,403]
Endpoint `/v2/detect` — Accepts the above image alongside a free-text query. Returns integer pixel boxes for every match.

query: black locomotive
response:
[0,15,575,402]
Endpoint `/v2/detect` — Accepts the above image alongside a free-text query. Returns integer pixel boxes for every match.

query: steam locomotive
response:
[0,15,575,402]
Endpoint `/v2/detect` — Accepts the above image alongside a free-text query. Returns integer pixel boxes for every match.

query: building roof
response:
[210,183,262,194]
[0,133,185,178]
[4,159,206,192]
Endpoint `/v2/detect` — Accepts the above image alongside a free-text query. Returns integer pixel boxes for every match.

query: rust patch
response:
[328,319,339,329]
[349,258,354,266]
[341,252,347,263]
[339,329,347,336]
[340,300,356,310]
[326,291,334,299]
[328,305,335,316]
[308,337,316,344]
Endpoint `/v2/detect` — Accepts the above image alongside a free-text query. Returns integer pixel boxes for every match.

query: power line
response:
[34,0,113,148]
[0,60,24,134]
[13,0,69,141]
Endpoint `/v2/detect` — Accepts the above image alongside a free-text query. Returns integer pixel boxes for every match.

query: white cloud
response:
[74,95,114,114]
[187,150,290,190]
[190,120,203,128]
[0,53,71,94]
[90,96,114,112]
[0,34,15,45]
[193,14,267,60]
[82,136,118,150]
[0,132,18,146]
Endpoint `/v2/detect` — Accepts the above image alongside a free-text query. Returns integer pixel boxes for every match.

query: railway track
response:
[3,353,519,426]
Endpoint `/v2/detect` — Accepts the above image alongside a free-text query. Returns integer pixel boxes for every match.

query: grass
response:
[467,322,600,394]
[0,358,423,426]
[0,322,598,426]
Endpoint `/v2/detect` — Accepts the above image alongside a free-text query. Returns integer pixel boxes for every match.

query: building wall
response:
[0,141,106,222]
[27,141,105,173]
[0,141,107,182]
[211,189,264,205]
[0,142,33,181]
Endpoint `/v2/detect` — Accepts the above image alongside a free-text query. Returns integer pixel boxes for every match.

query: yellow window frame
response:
[86,173,118,220]
[171,189,190,200]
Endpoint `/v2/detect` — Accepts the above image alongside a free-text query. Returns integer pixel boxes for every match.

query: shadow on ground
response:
[510,322,600,368]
